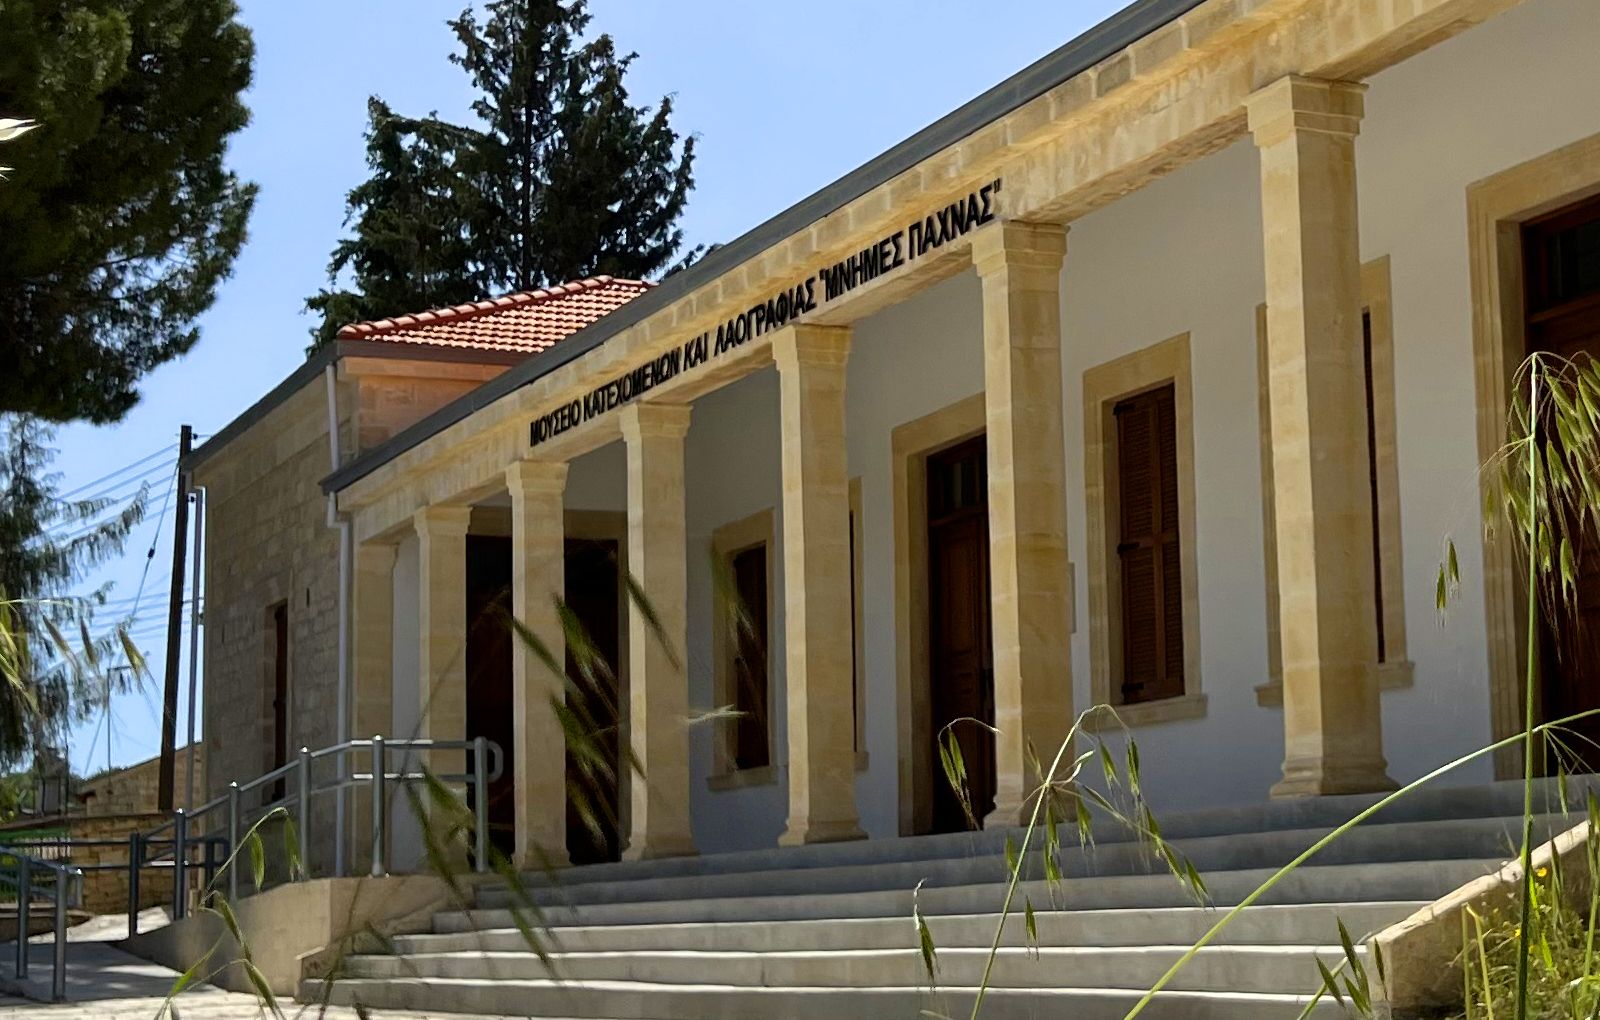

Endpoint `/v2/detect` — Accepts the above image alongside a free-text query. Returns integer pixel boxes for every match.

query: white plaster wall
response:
[680,273,986,851]
[370,0,1600,857]
[566,441,626,511]
[1059,137,1277,812]
[849,273,987,838]
[389,531,422,870]
[683,368,789,852]
[1356,0,1600,785]
[680,0,1600,844]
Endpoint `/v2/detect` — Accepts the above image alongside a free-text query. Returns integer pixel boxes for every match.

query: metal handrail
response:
[0,848,83,1001]
[127,734,502,937]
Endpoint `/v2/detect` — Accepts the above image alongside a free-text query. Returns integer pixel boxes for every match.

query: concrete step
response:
[310,975,1349,1019]
[340,942,1362,996]
[397,900,1421,955]
[495,776,1600,895]
[479,814,1547,912]
[444,859,1498,929]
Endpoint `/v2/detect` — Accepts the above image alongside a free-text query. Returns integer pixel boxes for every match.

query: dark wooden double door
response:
[927,436,997,833]
[1527,194,1600,772]
[465,534,624,865]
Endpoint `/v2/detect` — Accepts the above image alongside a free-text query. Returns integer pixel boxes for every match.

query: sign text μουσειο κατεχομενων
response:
[528,179,1001,447]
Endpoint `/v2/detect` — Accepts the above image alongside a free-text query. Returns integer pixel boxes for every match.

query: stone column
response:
[619,403,697,860]
[772,324,866,846]
[350,540,396,873]
[506,460,570,869]
[971,219,1074,828]
[413,504,472,828]
[1245,74,1394,797]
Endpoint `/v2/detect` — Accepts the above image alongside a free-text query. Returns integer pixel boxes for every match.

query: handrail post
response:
[15,860,29,978]
[52,869,68,1001]
[172,810,188,921]
[226,782,240,902]
[200,835,216,892]
[127,833,141,937]
[472,735,489,874]
[296,746,312,880]
[370,736,387,878]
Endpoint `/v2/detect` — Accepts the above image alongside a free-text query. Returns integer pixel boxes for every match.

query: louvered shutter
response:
[732,545,770,769]
[1114,385,1184,704]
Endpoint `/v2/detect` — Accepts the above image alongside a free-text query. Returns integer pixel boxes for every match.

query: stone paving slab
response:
[0,942,530,1019]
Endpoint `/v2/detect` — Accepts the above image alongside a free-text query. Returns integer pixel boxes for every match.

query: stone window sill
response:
[1254,660,1414,708]
[707,765,777,791]
[1085,691,1208,730]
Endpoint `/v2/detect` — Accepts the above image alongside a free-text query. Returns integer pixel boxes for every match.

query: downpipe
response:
[325,363,351,877]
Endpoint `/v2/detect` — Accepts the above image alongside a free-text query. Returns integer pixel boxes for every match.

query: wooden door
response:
[1525,194,1600,772]
[927,436,995,833]
[565,537,623,865]
[465,535,515,859]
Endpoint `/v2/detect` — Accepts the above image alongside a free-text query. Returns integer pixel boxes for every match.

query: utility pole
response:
[157,424,192,812]
[183,487,205,812]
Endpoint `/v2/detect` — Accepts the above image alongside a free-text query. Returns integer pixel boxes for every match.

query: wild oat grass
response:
[1451,813,1600,1020]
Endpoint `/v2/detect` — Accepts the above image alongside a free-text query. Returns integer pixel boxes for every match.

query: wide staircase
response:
[313,779,1590,1019]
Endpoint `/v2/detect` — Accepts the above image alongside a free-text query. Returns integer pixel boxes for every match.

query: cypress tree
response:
[308,0,697,348]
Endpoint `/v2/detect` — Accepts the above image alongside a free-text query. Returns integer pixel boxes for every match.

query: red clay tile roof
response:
[336,276,653,355]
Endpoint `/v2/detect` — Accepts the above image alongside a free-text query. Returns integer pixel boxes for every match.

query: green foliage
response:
[928,708,1207,1020]
[1452,856,1600,1020]
[0,417,145,768]
[302,100,485,350]
[0,0,257,424]
[307,0,698,349]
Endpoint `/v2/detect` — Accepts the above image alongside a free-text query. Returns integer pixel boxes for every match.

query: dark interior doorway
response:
[565,537,624,866]
[465,535,515,859]
[1525,194,1600,774]
[926,435,996,833]
[464,530,625,867]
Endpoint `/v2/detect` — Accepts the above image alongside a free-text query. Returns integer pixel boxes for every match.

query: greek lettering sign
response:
[530,179,1002,447]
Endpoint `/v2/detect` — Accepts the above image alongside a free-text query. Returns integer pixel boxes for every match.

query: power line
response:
[94,591,176,608]
[46,495,148,545]
[56,444,177,500]
[54,460,174,511]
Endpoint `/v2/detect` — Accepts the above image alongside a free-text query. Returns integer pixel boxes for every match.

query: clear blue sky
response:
[53,0,1126,777]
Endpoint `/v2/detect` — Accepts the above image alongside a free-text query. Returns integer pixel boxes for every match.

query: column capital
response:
[771,323,852,374]
[413,503,472,538]
[1245,75,1366,148]
[971,219,1068,279]
[355,539,398,570]
[620,402,692,443]
[505,459,569,497]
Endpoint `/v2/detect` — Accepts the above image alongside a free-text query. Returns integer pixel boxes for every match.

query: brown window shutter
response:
[1361,308,1386,663]
[731,545,770,769]
[1114,385,1184,704]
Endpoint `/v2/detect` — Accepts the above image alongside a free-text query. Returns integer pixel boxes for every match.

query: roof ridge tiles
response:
[335,275,653,340]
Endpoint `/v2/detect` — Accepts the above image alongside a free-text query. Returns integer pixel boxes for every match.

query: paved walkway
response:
[0,942,525,1019]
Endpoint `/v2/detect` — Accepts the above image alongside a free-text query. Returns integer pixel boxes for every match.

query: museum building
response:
[188,0,1600,875]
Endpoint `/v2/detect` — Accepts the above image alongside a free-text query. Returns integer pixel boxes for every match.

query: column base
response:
[621,837,698,861]
[983,797,1033,830]
[777,818,867,847]
[511,843,572,874]
[1270,757,1398,798]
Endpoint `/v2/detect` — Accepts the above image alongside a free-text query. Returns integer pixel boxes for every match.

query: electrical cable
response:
[55,445,177,500]
[52,462,173,514]
[73,456,178,771]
